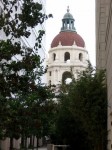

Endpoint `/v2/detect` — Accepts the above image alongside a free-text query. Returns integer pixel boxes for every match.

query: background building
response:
[0,0,46,60]
[95,0,112,149]
[0,0,46,84]
[46,7,88,86]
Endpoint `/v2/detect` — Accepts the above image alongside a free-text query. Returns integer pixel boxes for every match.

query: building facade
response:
[95,0,112,149]
[46,7,88,86]
[0,0,46,60]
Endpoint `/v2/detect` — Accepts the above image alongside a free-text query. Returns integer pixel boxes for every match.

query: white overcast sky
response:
[46,0,96,66]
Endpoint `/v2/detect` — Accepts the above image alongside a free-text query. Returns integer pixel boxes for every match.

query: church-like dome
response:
[63,12,74,19]
[51,31,85,48]
[51,7,85,48]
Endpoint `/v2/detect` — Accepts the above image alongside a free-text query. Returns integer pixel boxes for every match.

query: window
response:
[62,71,72,84]
[53,53,56,61]
[79,53,83,61]
[49,71,52,76]
[64,52,70,62]
[49,80,51,85]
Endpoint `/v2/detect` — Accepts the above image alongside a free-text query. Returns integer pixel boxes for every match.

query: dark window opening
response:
[49,71,52,76]
[53,53,56,61]
[79,53,83,61]
[62,71,72,84]
[64,52,70,62]
[49,80,51,85]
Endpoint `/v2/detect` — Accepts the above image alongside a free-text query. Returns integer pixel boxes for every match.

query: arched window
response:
[79,53,83,61]
[62,71,72,84]
[53,53,56,61]
[49,71,52,76]
[64,52,70,62]
[49,80,51,85]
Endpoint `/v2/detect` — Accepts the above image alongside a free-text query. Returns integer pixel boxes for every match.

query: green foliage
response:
[53,64,107,150]
[0,0,54,149]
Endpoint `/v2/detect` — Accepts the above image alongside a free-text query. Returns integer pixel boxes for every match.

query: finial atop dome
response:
[61,7,76,32]
[67,6,70,12]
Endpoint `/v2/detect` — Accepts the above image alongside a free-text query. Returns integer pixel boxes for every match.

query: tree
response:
[17,86,55,149]
[0,0,52,149]
[53,101,91,150]
[54,64,107,150]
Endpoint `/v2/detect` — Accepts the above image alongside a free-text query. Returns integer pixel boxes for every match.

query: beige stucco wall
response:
[47,45,88,85]
[96,0,112,149]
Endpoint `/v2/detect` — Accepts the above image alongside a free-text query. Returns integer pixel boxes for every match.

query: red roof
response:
[51,31,85,48]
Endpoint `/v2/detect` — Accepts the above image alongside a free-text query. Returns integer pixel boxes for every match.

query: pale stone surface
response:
[96,0,112,149]
[47,45,88,85]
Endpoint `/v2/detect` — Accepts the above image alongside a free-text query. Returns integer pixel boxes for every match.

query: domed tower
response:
[46,7,88,85]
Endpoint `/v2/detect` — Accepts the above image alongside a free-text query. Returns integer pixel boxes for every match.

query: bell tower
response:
[61,6,76,32]
[46,7,89,85]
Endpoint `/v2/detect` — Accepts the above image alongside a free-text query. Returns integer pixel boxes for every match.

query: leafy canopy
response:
[0,1,54,147]
[53,64,107,150]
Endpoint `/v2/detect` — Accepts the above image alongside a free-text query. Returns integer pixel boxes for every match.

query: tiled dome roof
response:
[51,31,85,48]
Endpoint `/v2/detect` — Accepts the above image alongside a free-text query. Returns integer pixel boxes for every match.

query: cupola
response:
[61,6,76,32]
[51,7,85,48]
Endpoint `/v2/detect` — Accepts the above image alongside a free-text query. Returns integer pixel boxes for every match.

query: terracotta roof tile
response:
[51,31,85,48]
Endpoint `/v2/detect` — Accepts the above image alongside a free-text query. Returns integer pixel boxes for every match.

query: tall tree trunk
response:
[32,136,35,149]
[10,137,13,150]
[36,136,39,150]
[24,136,27,149]
[29,136,35,149]
[21,135,25,148]
[29,136,32,148]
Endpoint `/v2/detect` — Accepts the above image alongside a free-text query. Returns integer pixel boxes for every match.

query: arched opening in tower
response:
[62,71,72,84]
[64,52,70,62]
[48,80,51,85]
[79,53,83,61]
[53,53,56,61]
